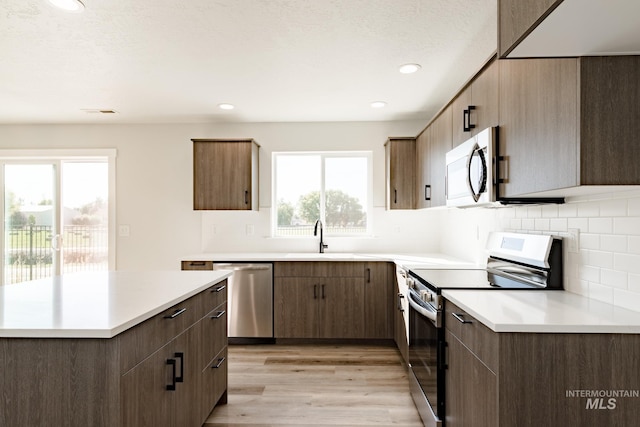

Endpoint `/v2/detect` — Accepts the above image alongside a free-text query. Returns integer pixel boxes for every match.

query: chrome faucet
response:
[313,219,329,253]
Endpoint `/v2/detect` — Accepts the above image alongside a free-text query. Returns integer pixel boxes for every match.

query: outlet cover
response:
[567,228,580,253]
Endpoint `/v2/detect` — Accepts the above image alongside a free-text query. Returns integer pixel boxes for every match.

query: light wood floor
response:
[204,344,424,427]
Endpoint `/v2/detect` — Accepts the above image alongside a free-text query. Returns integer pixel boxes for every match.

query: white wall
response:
[439,190,640,312]
[0,120,440,270]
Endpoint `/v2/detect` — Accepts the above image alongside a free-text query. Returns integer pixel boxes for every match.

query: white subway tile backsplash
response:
[600,234,627,253]
[600,198,628,217]
[600,268,627,289]
[580,233,600,250]
[444,195,640,312]
[613,217,640,235]
[588,217,613,234]
[588,250,614,269]
[614,253,640,275]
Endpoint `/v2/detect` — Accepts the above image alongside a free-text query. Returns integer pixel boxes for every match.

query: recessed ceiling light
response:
[371,101,387,108]
[47,0,85,12]
[218,103,235,110]
[399,63,422,74]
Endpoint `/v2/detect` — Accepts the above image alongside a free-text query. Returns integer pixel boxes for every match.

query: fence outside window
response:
[5,224,108,284]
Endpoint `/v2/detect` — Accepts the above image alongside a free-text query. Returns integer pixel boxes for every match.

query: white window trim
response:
[0,149,117,272]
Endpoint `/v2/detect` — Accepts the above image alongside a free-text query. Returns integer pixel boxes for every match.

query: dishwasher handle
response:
[211,263,272,271]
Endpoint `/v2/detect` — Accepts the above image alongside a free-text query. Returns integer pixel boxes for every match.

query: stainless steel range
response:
[405,231,563,427]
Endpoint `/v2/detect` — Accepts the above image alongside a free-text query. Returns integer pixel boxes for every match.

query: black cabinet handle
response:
[211,310,226,319]
[212,357,226,369]
[175,352,184,383]
[394,189,397,204]
[166,359,177,391]
[313,284,318,299]
[211,284,226,293]
[425,184,431,201]
[244,190,249,205]
[189,261,206,266]
[321,284,325,299]
[164,308,187,319]
[463,105,476,132]
[366,268,371,283]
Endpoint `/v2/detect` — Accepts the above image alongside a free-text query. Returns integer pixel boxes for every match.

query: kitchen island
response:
[0,270,231,427]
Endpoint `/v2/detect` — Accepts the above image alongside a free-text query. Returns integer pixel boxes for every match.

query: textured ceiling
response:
[0,0,497,124]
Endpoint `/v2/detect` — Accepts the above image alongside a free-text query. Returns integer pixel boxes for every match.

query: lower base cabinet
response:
[445,300,640,426]
[0,280,228,427]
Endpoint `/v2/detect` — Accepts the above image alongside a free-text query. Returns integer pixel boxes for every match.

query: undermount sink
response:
[284,252,362,259]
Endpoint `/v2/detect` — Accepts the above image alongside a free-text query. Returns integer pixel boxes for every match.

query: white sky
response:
[5,162,108,209]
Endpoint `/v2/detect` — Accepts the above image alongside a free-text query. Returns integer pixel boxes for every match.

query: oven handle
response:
[408,291,441,327]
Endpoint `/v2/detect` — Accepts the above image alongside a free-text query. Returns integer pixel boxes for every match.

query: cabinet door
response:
[121,342,175,427]
[274,278,319,338]
[445,329,498,427]
[415,128,431,209]
[451,86,473,146]
[471,60,499,134]
[172,326,203,427]
[193,140,257,210]
[318,277,365,338]
[499,58,578,197]
[386,138,416,209]
[429,106,452,207]
[363,263,393,339]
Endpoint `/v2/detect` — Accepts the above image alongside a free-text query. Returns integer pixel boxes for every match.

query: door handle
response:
[366,268,371,283]
[424,184,431,201]
[463,105,476,132]
[211,310,226,319]
[244,190,249,205]
[166,359,177,391]
[174,352,184,382]
[212,357,226,369]
[164,308,187,319]
[313,284,318,299]
[321,284,325,299]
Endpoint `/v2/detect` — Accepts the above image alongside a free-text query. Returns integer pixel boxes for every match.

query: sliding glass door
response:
[1,154,113,285]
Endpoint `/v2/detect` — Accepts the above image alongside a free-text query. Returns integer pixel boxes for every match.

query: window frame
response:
[271,150,373,238]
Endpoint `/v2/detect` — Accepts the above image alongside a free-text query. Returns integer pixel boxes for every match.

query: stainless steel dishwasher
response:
[212,262,273,342]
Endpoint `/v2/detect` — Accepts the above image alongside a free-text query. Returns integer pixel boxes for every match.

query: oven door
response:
[408,290,444,427]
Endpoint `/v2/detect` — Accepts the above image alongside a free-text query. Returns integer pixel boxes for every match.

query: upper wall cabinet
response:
[499,56,640,198]
[193,139,259,210]
[416,105,452,208]
[385,137,416,210]
[451,60,499,146]
[499,0,640,58]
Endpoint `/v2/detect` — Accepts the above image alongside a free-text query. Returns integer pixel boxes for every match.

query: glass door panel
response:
[61,162,109,274]
[4,164,57,284]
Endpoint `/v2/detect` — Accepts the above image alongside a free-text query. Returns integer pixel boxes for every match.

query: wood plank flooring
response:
[204,344,423,427]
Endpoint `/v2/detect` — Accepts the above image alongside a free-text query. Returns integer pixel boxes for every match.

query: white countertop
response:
[182,252,481,270]
[443,289,640,334]
[0,270,231,339]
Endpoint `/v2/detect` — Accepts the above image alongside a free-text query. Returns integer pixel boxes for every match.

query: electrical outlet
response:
[118,225,130,237]
[246,224,254,235]
[567,228,580,253]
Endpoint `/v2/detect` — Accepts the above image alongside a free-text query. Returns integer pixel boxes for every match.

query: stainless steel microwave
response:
[445,127,497,208]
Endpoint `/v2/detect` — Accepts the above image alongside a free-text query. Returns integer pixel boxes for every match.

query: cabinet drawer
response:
[182,260,214,270]
[201,279,228,312]
[201,347,228,420]
[445,300,498,373]
[201,302,227,369]
[119,291,206,374]
[274,261,364,277]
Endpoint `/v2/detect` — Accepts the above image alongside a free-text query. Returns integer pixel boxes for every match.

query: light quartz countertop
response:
[0,270,232,339]
[443,289,640,334]
[181,252,481,270]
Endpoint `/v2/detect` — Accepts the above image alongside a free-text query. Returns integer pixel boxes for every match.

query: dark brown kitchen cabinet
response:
[499,56,640,198]
[416,105,452,209]
[451,59,499,146]
[363,262,394,339]
[193,139,259,210]
[445,299,640,426]
[498,0,563,57]
[273,262,368,339]
[385,137,416,209]
[0,280,228,427]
